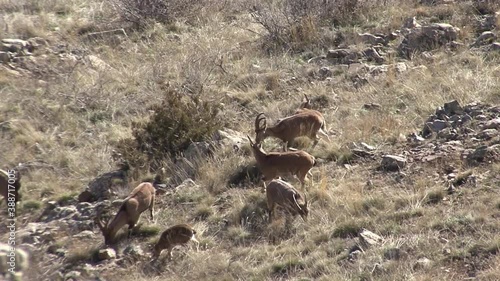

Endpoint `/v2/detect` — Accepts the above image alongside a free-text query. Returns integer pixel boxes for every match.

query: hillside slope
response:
[0,0,499,280]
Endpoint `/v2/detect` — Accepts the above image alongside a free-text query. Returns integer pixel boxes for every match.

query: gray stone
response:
[358,33,385,45]
[443,100,463,115]
[98,248,116,260]
[359,229,383,247]
[472,31,497,47]
[175,178,198,191]
[485,118,500,129]
[319,66,332,78]
[491,42,500,51]
[327,49,351,59]
[381,155,407,171]
[213,128,246,151]
[123,245,144,260]
[0,51,11,63]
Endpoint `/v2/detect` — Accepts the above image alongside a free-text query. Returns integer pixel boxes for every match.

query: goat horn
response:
[247,135,254,146]
[95,211,105,231]
[293,193,302,212]
[255,113,266,131]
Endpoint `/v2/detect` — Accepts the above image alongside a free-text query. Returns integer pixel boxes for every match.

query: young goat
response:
[266,179,308,222]
[254,110,329,151]
[248,136,315,189]
[0,169,21,205]
[152,224,199,260]
[95,182,156,245]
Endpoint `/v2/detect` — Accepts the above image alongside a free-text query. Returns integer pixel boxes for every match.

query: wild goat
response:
[152,224,199,260]
[254,109,329,151]
[266,179,308,222]
[95,182,156,245]
[0,169,21,205]
[248,135,315,189]
[295,94,317,113]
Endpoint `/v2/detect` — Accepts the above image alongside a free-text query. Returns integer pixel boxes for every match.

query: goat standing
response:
[95,182,156,245]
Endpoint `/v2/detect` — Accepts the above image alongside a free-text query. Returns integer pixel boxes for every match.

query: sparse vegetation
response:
[1,0,500,280]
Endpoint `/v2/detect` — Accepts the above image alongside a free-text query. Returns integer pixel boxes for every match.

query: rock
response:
[423,120,448,137]
[0,51,11,63]
[399,23,460,58]
[175,178,198,191]
[360,142,375,151]
[476,129,497,140]
[467,144,500,163]
[381,155,407,171]
[64,271,82,280]
[472,31,497,47]
[77,190,94,203]
[393,62,407,73]
[184,141,212,161]
[414,257,433,270]
[358,33,385,45]
[327,49,350,59]
[363,47,384,63]
[363,103,381,110]
[359,229,383,248]
[490,42,500,51]
[443,100,463,115]
[123,245,144,260]
[79,165,129,202]
[98,248,116,260]
[484,118,500,129]
[213,128,246,151]
[318,66,333,78]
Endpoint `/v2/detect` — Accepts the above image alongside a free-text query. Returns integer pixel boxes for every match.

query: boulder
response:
[381,155,407,171]
[98,248,116,260]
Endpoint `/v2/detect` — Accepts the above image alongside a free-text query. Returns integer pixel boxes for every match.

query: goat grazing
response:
[0,169,21,205]
[95,182,156,245]
[248,135,315,189]
[266,178,308,222]
[152,224,199,260]
[254,109,329,151]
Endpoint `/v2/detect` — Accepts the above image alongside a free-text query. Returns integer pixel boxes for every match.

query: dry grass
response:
[1,0,500,280]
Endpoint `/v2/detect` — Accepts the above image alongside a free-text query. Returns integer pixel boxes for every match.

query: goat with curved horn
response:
[248,135,315,189]
[254,109,329,151]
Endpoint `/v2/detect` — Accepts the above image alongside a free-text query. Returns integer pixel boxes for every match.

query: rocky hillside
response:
[1,0,499,280]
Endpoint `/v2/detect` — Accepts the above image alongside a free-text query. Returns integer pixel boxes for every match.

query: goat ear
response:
[247,135,254,146]
[303,94,309,102]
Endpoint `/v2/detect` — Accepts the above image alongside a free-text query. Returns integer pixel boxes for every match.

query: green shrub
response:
[117,88,221,169]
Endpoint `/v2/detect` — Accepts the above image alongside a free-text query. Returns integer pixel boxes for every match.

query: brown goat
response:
[266,179,308,222]
[248,135,315,189]
[152,224,199,260]
[254,109,329,151]
[0,169,21,205]
[95,182,156,245]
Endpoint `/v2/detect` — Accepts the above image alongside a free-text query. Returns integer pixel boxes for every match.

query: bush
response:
[117,88,222,169]
[250,0,372,52]
[112,0,206,28]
